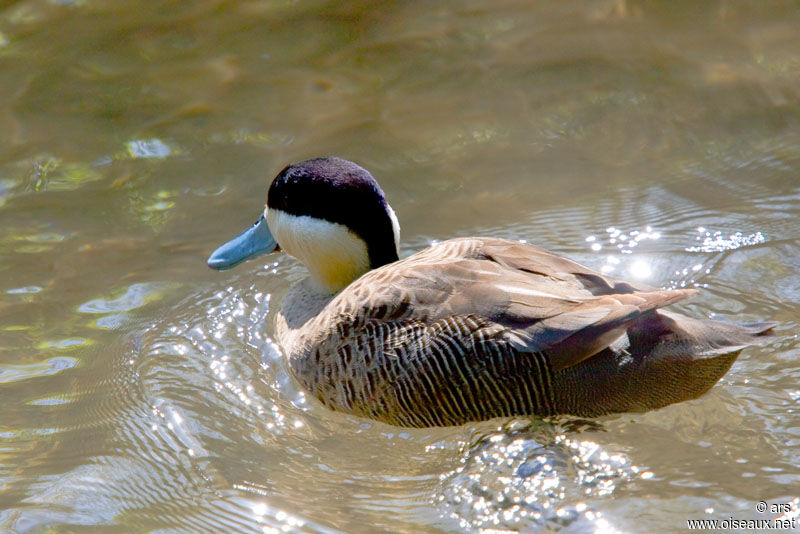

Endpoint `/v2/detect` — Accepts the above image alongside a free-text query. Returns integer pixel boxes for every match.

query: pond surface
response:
[1,1,799,532]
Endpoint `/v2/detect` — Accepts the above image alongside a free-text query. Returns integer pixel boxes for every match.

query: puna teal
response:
[208,157,775,428]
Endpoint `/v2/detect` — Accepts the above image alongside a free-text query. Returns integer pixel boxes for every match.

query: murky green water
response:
[1,1,799,532]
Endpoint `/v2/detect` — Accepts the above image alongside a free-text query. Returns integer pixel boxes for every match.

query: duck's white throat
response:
[266,208,371,294]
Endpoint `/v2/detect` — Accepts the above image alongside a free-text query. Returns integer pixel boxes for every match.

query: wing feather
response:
[359,237,697,371]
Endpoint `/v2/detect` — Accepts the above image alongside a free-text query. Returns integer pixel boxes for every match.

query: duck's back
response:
[278,237,772,427]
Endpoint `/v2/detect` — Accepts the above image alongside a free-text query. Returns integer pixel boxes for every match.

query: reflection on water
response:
[438,421,635,532]
[1,0,799,532]
[0,356,77,385]
[686,228,767,253]
[126,138,174,160]
[584,225,663,281]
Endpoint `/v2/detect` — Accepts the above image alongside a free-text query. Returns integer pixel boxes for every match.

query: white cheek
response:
[266,208,370,292]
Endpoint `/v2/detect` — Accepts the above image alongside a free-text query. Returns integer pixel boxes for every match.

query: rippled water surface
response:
[1,1,799,532]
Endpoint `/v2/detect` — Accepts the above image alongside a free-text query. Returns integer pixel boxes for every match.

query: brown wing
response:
[352,237,696,372]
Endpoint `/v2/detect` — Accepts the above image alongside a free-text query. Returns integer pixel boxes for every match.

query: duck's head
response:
[207,157,400,294]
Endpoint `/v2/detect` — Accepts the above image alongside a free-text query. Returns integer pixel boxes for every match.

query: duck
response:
[207,156,775,428]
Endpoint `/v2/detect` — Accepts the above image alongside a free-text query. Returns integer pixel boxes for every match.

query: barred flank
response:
[298,314,555,427]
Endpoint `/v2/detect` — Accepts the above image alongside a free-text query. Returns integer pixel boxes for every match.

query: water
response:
[1,1,799,532]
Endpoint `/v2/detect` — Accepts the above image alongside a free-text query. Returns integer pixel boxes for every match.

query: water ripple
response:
[437,421,643,532]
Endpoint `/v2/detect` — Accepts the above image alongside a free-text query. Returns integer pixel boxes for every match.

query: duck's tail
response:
[549,311,776,417]
[629,310,776,358]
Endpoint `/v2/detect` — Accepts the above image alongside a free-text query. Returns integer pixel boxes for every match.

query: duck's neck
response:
[307,238,372,295]
[276,278,336,358]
